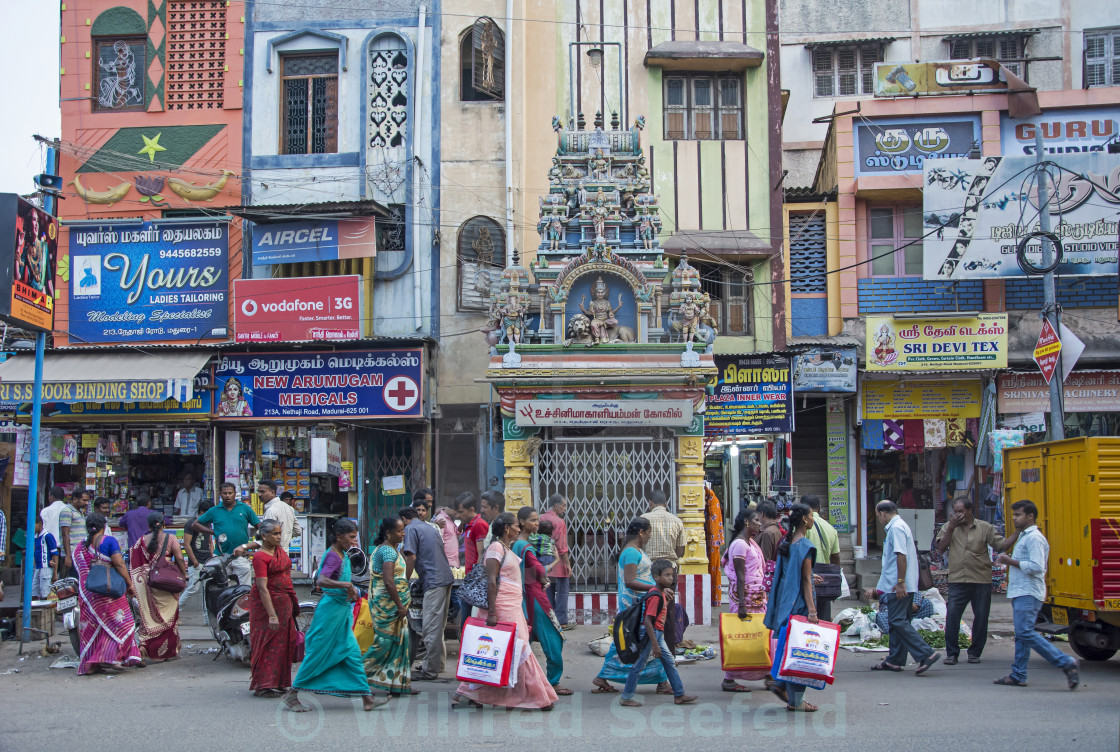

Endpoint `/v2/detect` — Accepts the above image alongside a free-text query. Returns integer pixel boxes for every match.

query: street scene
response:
[0,1,1119,749]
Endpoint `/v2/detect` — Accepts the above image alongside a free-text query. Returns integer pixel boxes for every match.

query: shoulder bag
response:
[811,522,843,600]
[86,544,128,598]
[149,533,187,593]
[459,545,508,609]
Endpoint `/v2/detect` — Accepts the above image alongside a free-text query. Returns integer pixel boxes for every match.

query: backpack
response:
[611,590,662,664]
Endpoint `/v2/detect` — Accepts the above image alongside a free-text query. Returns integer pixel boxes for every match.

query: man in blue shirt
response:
[120,498,154,548]
[871,500,939,674]
[193,483,260,585]
[32,515,59,598]
[994,499,1079,689]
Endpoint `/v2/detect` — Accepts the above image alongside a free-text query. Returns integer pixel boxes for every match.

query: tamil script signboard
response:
[861,381,983,420]
[874,60,1007,97]
[922,154,1120,280]
[998,371,1120,413]
[68,221,229,342]
[793,348,858,393]
[213,349,423,420]
[706,355,794,435]
[854,116,980,176]
[826,398,850,533]
[514,400,693,427]
[866,314,1008,371]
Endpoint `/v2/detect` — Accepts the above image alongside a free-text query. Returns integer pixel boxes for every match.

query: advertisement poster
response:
[866,314,1008,371]
[1000,107,1120,156]
[922,154,1120,280]
[861,381,982,420]
[874,60,1006,97]
[793,348,858,393]
[706,355,794,435]
[251,218,377,265]
[0,194,59,332]
[234,275,362,342]
[68,221,229,342]
[825,399,850,533]
[854,117,980,176]
[998,370,1120,413]
[213,349,423,420]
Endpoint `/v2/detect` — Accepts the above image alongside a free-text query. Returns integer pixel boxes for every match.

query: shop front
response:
[998,370,1120,440]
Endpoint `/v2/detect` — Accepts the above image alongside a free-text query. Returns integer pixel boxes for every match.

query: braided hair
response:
[146,512,165,555]
[778,503,812,558]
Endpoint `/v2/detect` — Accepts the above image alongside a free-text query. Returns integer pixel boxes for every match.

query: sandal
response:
[721,680,751,693]
[591,678,618,694]
[764,678,788,704]
[915,653,941,675]
[655,681,673,695]
[552,685,574,696]
[870,661,903,672]
[993,675,1027,687]
[254,689,284,698]
[1064,663,1080,691]
[786,702,819,712]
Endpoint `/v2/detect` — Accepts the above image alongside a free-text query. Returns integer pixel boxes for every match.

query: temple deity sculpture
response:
[579,276,624,346]
[545,214,564,250]
[637,213,655,250]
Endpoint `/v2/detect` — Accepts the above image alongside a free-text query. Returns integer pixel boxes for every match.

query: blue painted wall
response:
[790,297,828,337]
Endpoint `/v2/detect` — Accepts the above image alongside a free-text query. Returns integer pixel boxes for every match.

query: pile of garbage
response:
[834,587,972,652]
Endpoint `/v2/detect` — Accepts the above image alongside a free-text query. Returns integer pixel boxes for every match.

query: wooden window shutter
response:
[472,17,504,99]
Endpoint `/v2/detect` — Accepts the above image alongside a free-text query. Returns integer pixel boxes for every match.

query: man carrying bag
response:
[803,496,842,621]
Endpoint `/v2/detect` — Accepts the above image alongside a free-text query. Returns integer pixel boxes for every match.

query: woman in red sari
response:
[130,512,188,661]
[248,519,300,699]
[74,513,144,675]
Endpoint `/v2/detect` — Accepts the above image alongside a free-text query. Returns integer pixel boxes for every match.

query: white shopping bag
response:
[777,616,841,686]
[456,617,516,687]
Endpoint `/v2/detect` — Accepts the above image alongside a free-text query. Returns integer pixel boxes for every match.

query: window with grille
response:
[693,261,753,335]
[166,0,226,110]
[377,204,406,254]
[812,45,880,98]
[948,36,1026,78]
[869,205,924,277]
[663,74,742,140]
[1085,28,1120,88]
[789,213,828,294]
[457,217,505,311]
[95,37,146,111]
[460,18,504,101]
[280,54,339,155]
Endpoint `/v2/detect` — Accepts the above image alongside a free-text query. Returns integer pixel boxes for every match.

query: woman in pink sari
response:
[454,513,559,711]
[721,508,770,692]
[129,512,187,662]
[74,513,143,675]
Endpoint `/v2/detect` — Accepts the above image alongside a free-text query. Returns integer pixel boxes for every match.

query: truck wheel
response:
[1070,627,1118,662]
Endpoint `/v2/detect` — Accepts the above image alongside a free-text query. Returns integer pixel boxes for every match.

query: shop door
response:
[533,430,676,590]
[792,399,828,502]
[363,431,425,531]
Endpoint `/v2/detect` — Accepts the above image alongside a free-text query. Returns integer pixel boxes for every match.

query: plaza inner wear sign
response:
[213,349,422,420]
[706,355,794,435]
[866,314,1008,371]
[68,221,228,343]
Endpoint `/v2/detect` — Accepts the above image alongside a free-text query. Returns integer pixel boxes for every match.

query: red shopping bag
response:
[775,615,841,685]
[456,616,517,687]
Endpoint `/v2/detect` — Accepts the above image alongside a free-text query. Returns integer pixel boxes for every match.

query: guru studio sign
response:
[855,116,980,176]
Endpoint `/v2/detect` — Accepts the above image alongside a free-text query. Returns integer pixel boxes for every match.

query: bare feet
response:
[283,691,310,712]
[363,695,389,711]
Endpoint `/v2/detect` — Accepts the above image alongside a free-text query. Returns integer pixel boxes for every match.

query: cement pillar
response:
[503,439,534,514]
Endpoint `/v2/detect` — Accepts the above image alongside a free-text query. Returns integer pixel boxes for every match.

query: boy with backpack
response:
[619,559,697,707]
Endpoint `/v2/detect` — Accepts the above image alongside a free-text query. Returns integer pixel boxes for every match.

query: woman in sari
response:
[592,517,672,695]
[722,508,768,692]
[74,513,143,675]
[363,517,414,696]
[454,513,559,710]
[129,512,187,662]
[763,503,822,712]
[290,518,387,712]
[249,519,300,700]
[513,507,573,696]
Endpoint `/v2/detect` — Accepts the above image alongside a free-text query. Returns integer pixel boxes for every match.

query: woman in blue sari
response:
[288,519,387,712]
[763,503,822,712]
[591,517,672,695]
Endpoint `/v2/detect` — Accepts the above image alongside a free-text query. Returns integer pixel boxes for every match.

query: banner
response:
[861,380,982,420]
[866,314,1007,371]
[922,154,1120,280]
[854,116,980,176]
[213,349,423,420]
[825,399,850,533]
[998,370,1120,413]
[793,348,858,393]
[251,218,377,265]
[706,355,794,435]
[1000,107,1120,156]
[514,400,693,427]
[874,60,1007,97]
[68,221,229,342]
[233,275,362,342]
[0,194,58,332]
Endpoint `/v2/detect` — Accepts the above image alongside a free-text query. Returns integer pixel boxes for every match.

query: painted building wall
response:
[56,0,246,345]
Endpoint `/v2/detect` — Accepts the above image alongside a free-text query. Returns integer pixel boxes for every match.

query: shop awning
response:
[0,351,210,405]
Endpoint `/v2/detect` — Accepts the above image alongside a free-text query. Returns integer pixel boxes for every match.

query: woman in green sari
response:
[289,519,387,712]
[363,517,415,696]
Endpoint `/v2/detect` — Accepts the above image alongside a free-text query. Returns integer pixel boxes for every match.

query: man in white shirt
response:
[39,486,69,545]
[873,500,939,674]
[174,474,204,518]
[260,480,296,550]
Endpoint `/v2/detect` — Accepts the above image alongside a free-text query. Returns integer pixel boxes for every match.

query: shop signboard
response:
[793,348,858,393]
[854,116,980,176]
[0,194,59,332]
[998,370,1120,413]
[68,220,229,342]
[825,398,850,533]
[251,218,377,265]
[922,154,1120,280]
[514,400,693,427]
[1000,106,1120,156]
[706,355,794,435]
[310,437,343,476]
[233,275,362,342]
[861,380,983,419]
[14,373,213,420]
[213,348,423,420]
[866,314,1008,371]
[874,60,1007,97]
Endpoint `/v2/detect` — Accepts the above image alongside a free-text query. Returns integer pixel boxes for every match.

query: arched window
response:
[458,217,504,310]
[460,18,504,102]
[369,34,408,148]
[91,7,148,111]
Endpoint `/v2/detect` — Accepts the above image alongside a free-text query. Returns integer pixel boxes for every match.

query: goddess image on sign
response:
[217,377,253,416]
[578,276,624,345]
[872,323,898,367]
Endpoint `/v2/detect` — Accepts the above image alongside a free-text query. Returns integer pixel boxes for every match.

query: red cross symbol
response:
[384,376,419,412]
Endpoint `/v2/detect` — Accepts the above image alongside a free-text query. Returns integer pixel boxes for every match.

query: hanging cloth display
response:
[862,420,885,450]
[924,420,947,449]
[946,418,967,447]
[975,382,998,467]
[883,420,904,451]
[903,419,925,454]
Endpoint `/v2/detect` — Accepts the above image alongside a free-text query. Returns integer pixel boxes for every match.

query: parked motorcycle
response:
[407,580,462,659]
[52,577,82,656]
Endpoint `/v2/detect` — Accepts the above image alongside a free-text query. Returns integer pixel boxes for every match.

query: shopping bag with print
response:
[456,616,516,687]
[776,615,840,685]
[719,612,772,671]
[351,598,376,654]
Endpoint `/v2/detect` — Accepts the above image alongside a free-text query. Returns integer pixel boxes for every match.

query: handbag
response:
[811,522,843,599]
[87,549,128,598]
[719,612,771,671]
[294,629,305,663]
[458,547,507,609]
[917,551,934,592]
[148,534,187,593]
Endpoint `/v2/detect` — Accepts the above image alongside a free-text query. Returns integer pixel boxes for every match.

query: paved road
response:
[2,614,1117,751]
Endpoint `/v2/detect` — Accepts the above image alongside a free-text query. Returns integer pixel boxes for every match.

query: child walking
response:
[620,559,697,707]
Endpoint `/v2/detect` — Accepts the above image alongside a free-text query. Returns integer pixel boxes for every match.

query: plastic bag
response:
[588,633,612,657]
[839,568,852,599]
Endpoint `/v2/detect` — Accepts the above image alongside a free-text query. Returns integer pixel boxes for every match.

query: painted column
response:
[502,438,534,514]
[675,434,708,574]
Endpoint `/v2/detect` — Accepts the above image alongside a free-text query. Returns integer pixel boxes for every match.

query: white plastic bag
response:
[588,633,612,657]
[840,568,852,599]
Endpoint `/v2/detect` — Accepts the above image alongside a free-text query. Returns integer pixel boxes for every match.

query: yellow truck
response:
[1003,437,1120,661]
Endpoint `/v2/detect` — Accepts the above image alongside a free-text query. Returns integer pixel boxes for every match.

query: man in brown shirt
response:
[754,500,784,561]
[935,495,1018,664]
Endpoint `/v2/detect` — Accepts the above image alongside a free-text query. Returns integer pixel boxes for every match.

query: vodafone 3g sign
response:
[233,275,362,342]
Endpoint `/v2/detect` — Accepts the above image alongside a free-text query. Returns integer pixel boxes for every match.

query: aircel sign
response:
[251,218,377,265]
[233,275,362,342]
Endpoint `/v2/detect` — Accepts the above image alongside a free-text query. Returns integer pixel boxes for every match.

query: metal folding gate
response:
[533,431,676,590]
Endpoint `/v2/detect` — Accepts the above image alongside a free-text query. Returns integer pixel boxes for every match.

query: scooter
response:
[52,577,82,656]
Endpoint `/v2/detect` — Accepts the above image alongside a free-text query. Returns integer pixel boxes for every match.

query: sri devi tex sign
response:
[213,349,423,420]
[68,221,228,343]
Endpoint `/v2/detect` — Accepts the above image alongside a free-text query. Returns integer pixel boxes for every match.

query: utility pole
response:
[1034,130,1065,441]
